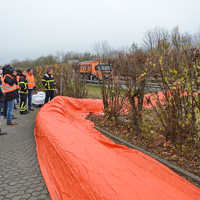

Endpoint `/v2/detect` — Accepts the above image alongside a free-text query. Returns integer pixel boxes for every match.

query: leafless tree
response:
[93,40,113,58]
[171,26,192,51]
[56,51,65,63]
[143,27,170,51]
[192,30,200,46]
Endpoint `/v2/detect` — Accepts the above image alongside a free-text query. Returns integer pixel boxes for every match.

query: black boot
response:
[20,110,29,115]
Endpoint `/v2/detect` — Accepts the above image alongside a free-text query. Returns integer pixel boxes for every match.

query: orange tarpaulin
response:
[35,96,200,200]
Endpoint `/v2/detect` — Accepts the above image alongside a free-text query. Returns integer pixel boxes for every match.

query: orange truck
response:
[78,60,113,81]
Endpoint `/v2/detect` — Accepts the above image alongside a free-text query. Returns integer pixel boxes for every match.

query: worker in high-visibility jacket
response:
[2,65,18,125]
[12,70,20,110]
[0,70,7,135]
[15,69,21,107]
[42,67,56,104]
[26,68,36,111]
[19,70,28,114]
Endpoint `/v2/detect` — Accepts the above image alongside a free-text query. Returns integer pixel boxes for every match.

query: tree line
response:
[8,26,200,69]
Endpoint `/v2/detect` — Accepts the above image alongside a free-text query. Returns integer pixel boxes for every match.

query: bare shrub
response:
[102,78,128,120]
[34,63,88,98]
[148,46,200,146]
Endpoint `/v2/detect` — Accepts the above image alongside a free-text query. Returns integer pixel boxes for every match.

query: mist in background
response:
[0,0,199,64]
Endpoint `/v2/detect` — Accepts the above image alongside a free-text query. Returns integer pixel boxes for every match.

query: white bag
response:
[32,91,45,105]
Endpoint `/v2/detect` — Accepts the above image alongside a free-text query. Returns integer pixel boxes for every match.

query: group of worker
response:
[0,65,56,135]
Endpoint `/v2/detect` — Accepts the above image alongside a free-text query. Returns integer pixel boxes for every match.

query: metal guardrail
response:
[86,80,100,85]
[86,79,198,93]
[86,80,162,92]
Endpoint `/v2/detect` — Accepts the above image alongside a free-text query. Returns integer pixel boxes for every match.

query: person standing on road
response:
[0,70,7,135]
[2,67,8,119]
[13,70,19,110]
[15,70,21,107]
[26,68,35,111]
[42,67,56,104]
[19,70,28,115]
[2,65,18,125]
[2,68,17,120]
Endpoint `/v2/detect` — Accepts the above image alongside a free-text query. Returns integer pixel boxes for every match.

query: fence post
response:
[60,72,63,96]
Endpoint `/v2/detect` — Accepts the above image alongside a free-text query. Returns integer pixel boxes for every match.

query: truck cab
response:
[79,60,113,81]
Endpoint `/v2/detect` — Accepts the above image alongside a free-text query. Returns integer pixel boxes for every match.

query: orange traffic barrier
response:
[35,96,200,200]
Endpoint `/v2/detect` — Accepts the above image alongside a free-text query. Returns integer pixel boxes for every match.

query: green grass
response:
[86,85,102,99]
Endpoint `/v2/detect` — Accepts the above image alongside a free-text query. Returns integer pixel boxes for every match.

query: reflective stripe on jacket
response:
[26,73,35,89]
[0,76,3,85]
[16,75,20,89]
[19,76,28,94]
[42,73,56,90]
[0,76,5,102]
[2,74,17,94]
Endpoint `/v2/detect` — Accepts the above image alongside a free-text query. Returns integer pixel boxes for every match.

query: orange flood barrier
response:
[35,96,200,200]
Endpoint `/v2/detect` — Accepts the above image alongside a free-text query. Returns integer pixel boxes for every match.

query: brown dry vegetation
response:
[93,46,200,178]
[32,30,200,180]
[34,63,88,98]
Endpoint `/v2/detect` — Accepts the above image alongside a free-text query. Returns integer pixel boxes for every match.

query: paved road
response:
[0,108,50,200]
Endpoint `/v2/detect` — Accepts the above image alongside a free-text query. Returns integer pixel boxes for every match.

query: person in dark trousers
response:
[13,70,19,110]
[26,68,35,111]
[2,65,18,125]
[2,69,17,119]
[2,68,8,119]
[19,70,28,114]
[15,70,21,108]
[42,67,56,104]
[0,71,7,135]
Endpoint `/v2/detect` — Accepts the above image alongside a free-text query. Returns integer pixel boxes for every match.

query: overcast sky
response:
[0,0,199,64]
